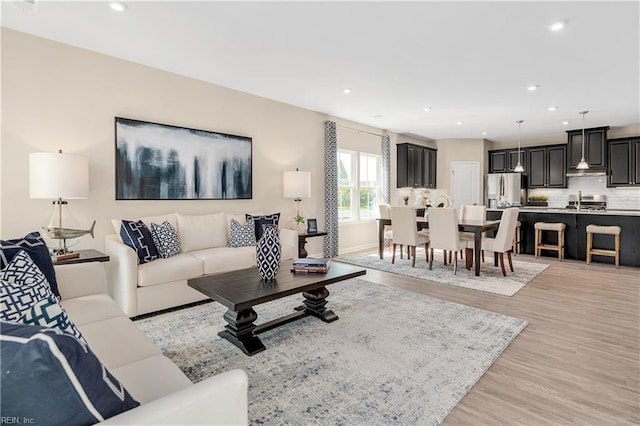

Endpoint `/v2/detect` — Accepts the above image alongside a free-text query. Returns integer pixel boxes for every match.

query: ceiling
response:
[2,1,639,143]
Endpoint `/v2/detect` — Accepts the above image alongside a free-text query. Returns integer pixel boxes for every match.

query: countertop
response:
[488,207,640,216]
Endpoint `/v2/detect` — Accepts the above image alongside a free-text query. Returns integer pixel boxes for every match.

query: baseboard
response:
[337,243,378,256]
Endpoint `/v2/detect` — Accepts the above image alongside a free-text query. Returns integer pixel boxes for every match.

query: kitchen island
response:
[487,208,640,267]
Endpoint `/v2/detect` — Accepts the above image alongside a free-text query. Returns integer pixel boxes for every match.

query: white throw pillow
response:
[225,211,263,241]
[177,212,226,252]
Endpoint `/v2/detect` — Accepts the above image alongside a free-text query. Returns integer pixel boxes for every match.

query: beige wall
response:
[435,138,488,200]
[0,29,328,250]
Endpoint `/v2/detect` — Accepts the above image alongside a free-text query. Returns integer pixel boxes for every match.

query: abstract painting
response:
[115,117,252,200]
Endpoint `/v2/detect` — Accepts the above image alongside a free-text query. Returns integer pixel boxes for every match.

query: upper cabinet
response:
[397,143,437,188]
[608,137,640,187]
[527,144,567,188]
[567,126,609,171]
[488,149,525,173]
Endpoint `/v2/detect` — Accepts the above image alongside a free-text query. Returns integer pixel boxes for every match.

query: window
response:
[338,150,381,221]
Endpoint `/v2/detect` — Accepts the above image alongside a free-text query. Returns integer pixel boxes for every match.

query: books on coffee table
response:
[292,258,331,273]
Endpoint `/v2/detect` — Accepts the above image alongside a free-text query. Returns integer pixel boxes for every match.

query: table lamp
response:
[29,150,89,254]
[283,169,311,232]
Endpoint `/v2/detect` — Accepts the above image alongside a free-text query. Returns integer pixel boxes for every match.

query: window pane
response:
[359,154,379,187]
[359,188,377,219]
[338,187,353,220]
[338,152,353,185]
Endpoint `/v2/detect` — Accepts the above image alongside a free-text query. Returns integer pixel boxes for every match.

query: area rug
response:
[135,278,527,425]
[335,251,548,296]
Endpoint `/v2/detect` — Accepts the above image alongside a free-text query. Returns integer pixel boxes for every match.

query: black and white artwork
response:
[115,117,252,200]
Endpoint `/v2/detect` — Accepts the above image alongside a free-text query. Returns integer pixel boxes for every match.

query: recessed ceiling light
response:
[109,1,128,12]
[343,88,352,94]
[481,132,488,136]
[423,107,432,112]
[562,121,570,125]
[550,21,567,31]
[548,106,558,111]
[456,121,464,125]
[527,85,539,91]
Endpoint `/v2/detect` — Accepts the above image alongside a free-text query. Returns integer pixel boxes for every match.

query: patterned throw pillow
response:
[120,220,159,264]
[227,218,257,248]
[1,232,60,298]
[0,250,56,322]
[1,320,140,424]
[20,296,85,343]
[150,221,182,258]
[246,213,280,241]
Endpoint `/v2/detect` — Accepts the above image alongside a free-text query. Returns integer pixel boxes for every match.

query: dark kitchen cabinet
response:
[567,126,609,171]
[423,147,437,188]
[527,144,567,188]
[489,149,525,173]
[489,151,507,173]
[608,137,640,187]
[397,143,437,188]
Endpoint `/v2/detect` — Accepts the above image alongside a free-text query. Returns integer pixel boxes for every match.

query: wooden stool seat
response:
[534,222,566,261]
[586,224,621,268]
[512,220,521,255]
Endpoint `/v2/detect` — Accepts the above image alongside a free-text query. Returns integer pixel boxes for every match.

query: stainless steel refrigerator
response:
[485,173,527,208]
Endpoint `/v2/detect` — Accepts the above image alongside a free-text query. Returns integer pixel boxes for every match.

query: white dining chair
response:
[427,208,471,274]
[481,207,519,276]
[459,205,487,262]
[377,204,395,256]
[390,206,429,267]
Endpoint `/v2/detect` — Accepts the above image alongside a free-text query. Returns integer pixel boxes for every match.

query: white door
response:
[450,161,480,211]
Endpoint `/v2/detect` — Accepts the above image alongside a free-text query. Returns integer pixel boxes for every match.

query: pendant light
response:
[513,120,525,173]
[576,110,590,170]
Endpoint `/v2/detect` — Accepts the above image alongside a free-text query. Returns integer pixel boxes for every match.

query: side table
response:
[297,232,327,258]
[52,249,109,266]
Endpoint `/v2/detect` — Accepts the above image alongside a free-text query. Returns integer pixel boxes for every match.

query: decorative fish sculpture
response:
[42,220,95,240]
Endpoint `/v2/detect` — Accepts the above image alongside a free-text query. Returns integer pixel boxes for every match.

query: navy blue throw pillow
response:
[0,320,140,424]
[0,232,60,298]
[120,220,159,264]
[246,213,280,241]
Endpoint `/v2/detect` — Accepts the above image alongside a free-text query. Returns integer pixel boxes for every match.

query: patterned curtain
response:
[323,120,339,258]
[381,135,391,204]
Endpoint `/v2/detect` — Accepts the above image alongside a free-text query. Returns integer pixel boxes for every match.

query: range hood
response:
[566,170,607,177]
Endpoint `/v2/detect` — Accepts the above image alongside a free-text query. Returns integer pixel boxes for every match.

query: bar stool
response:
[534,222,566,260]
[586,225,621,268]
[512,220,521,255]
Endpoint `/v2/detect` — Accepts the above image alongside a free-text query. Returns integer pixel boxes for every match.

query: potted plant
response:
[528,194,548,207]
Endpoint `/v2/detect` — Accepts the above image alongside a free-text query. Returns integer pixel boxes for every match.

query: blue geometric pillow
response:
[0,232,60,298]
[0,320,140,424]
[120,220,159,264]
[150,220,182,258]
[246,213,280,241]
[20,296,85,343]
[227,218,256,248]
[0,250,56,322]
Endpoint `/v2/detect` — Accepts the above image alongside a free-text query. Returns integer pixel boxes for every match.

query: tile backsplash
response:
[529,176,640,210]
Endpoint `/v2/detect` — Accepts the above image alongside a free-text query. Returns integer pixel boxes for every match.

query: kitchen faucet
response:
[577,190,582,211]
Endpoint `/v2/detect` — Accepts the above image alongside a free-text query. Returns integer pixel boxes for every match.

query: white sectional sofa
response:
[56,261,248,425]
[105,212,298,317]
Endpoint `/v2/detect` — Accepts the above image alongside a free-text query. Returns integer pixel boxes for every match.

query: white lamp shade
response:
[30,152,89,199]
[283,170,311,198]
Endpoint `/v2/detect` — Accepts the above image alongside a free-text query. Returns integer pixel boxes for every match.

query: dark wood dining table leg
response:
[474,232,482,276]
[377,219,385,259]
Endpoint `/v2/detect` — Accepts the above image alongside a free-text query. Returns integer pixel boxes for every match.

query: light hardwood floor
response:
[357,252,639,425]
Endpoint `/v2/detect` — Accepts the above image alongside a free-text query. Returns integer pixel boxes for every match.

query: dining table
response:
[376,216,501,276]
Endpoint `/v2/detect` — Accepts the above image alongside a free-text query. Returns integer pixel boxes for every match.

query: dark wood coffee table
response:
[188,260,366,356]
